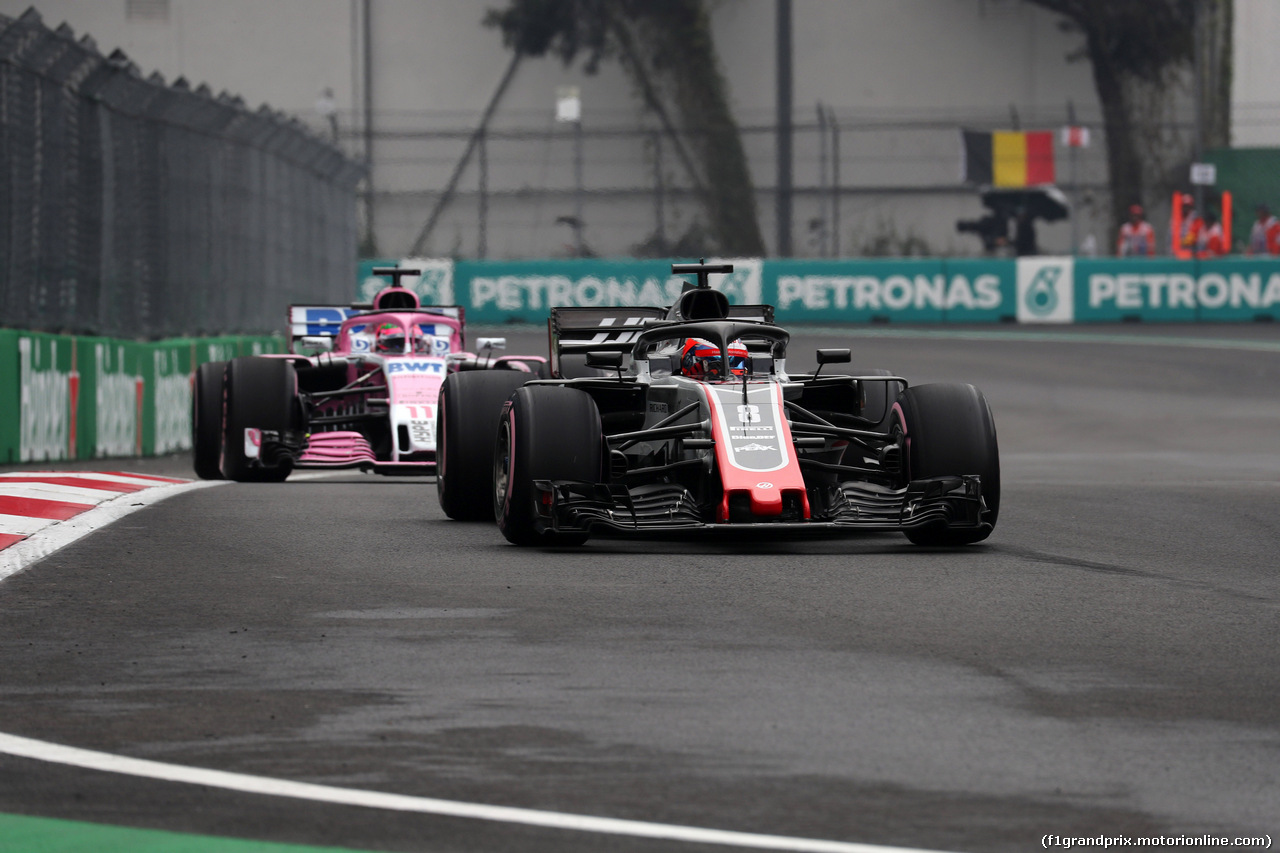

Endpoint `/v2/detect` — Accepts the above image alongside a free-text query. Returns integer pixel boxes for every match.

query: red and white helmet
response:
[374,322,406,353]
[680,338,748,379]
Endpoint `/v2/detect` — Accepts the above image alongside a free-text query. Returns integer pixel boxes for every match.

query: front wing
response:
[245,427,435,475]
[527,475,988,536]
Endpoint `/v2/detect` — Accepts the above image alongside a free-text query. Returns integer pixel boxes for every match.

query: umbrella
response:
[980,185,1070,222]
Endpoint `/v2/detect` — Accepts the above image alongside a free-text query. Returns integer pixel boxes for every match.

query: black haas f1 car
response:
[192,267,547,482]
[436,261,999,546]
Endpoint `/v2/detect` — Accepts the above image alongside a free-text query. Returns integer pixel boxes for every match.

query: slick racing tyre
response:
[220,357,298,483]
[495,357,552,380]
[437,370,532,520]
[892,382,1000,546]
[192,360,226,480]
[494,385,601,546]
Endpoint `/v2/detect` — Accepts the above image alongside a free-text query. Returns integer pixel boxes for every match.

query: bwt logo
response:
[387,361,444,374]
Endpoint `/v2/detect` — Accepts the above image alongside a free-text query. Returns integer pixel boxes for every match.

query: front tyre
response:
[437,370,533,520]
[220,357,298,483]
[494,385,601,546]
[893,383,1000,546]
[192,360,226,480]
[851,367,903,428]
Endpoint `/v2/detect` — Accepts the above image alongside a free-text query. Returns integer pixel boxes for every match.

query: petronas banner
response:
[367,258,1279,325]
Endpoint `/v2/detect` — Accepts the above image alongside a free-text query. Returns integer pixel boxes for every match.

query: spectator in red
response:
[1116,204,1156,256]
[1176,193,1205,255]
[1247,203,1280,256]
[1197,209,1228,258]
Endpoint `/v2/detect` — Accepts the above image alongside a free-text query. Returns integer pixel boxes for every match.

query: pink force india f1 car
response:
[435,261,1000,547]
[192,267,548,482]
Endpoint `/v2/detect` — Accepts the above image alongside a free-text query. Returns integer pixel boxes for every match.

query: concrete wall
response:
[1233,0,1280,147]
[9,0,1250,258]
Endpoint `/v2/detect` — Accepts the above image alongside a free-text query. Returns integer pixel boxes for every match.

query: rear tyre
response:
[437,370,532,520]
[192,360,226,480]
[220,357,298,483]
[893,383,1000,546]
[494,385,601,546]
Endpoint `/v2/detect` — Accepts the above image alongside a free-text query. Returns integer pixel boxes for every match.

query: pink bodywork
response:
[267,286,544,473]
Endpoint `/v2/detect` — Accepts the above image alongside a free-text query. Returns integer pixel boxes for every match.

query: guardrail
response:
[359,257,1280,324]
[0,331,283,465]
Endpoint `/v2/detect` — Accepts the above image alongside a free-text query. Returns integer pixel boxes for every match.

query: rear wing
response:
[547,304,777,377]
[289,306,360,351]
[723,305,778,351]
[725,305,775,324]
[288,304,465,353]
[548,307,667,378]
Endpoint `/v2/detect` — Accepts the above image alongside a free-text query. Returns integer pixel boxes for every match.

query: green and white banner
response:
[773,259,1010,323]
[1077,257,1280,321]
[458,258,763,323]
[0,332,283,465]
[360,257,1280,325]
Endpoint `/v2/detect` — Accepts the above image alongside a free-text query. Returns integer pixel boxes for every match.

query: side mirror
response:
[299,336,334,353]
[585,351,624,370]
[816,348,851,365]
[476,337,507,352]
[446,352,477,371]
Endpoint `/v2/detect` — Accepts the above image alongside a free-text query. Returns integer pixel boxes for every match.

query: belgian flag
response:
[963,130,1056,187]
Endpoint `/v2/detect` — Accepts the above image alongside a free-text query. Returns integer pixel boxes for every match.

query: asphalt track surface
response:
[1,324,1278,853]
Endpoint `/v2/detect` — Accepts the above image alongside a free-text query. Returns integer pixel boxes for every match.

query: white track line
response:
[0,482,134,503]
[0,512,62,537]
[1,469,943,852]
[0,472,183,486]
[0,479,225,583]
[0,733,948,853]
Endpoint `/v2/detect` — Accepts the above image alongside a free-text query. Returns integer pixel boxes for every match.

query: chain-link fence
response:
[0,9,363,339]
[365,105,1130,262]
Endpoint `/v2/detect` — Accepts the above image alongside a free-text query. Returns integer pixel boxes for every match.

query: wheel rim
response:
[888,407,909,486]
[493,416,512,517]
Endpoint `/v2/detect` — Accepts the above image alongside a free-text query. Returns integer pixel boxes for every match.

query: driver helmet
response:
[374,322,407,353]
[680,338,748,379]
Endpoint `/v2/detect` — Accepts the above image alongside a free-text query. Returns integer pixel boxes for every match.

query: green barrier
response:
[0,330,19,462]
[939,259,1016,323]
[454,258,764,323]
[407,258,1016,324]
[1190,257,1280,321]
[1073,257,1280,322]
[0,332,283,465]
[770,258,1013,323]
[143,340,196,457]
[3,331,83,464]
[358,257,1280,325]
[83,336,145,459]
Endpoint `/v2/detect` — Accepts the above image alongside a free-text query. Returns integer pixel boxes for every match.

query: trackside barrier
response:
[359,257,1280,324]
[0,331,283,465]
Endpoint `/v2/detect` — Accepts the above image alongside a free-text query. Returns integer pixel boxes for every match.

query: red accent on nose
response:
[749,487,783,516]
